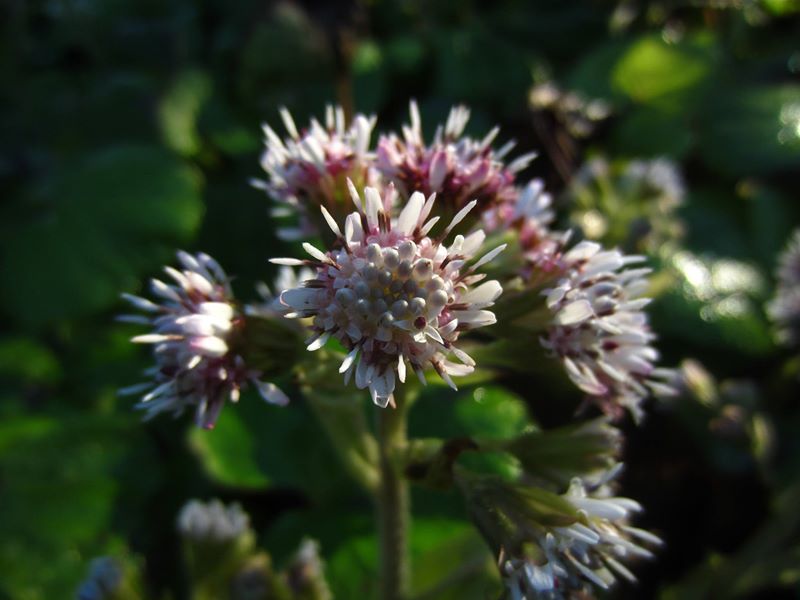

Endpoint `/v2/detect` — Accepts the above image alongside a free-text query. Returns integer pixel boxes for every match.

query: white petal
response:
[257,381,290,406]
[270,257,306,266]
[471,244,506,271]
[306,332,330,351]
[320,206,342,237]
[191,336,229,357]
[461,280,502,306]
[199,302,234,322]
[444,199,477,236]
[364,186,382,230]
[339,347,359,373]
[555,300,594,326]
[396,191,425,235]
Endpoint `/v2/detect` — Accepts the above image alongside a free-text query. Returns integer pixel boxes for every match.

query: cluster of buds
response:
[529,81,612,139]
[768,229,800,346]
[462,465,661,600]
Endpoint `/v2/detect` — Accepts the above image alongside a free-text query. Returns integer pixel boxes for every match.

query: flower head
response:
[376,101,535,217]
[119,251,289,429]
[768,229,800,346]
[178,498,252,544]
[541,241,676,420]
[256,105,377,240]
[499,467,662,599]
[274,182,505,407]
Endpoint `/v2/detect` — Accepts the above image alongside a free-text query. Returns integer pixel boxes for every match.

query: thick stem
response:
[377,392,411,600]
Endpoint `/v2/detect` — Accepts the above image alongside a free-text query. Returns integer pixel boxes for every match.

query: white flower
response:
[255,105,377,240]
[541,241,676,420]
[274,182,504,407]
[376,101,536,215]
[768,229,800,346]
[119,251,289,429]
[177,498,251,544]
[502,466,662,599]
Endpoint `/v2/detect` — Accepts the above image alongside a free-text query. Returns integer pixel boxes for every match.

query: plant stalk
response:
[377,391,411,600]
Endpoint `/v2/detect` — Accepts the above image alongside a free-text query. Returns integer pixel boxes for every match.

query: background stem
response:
[377,391,411,600]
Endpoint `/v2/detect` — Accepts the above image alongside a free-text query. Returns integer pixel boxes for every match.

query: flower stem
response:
[377,391,411,600]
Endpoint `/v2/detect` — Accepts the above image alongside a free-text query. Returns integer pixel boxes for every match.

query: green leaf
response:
[0,145,204,328]
[189,387,355,501]
[455,386,530,440]
[566,38,631,102]
[188,408,271,489]
[325,518,497,600]
[653,251,773,356]
[409,385,530,441]
[158,68,213,157]
[0,337,61,385]
[0,415,133,598]
[611,105,693,159]
[612,33,716,108]
[697,84,800,176]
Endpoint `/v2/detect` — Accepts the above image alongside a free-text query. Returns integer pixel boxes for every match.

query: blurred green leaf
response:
[189,388,356,501]
[697,84,800,176]
[0,414,133,598]
[566,38,631,102]
[0,338,61,385]
[612,33,716,108]
[0,145,203,328]
[409,385,530,441]
[611,105,693,158]
[158,68,213,157]
[188,408,271,489]
[325,518,496,600]
[653,251,773,356]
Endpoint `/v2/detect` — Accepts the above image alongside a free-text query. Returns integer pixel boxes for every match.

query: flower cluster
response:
[376,102,536,215]
[567,157,685,254]
[178,498,252,544]
[500,468,662,599]
[768,229,800,345]
[119,251,288,429]
[256,105,377,239]
[275,183,504,407]
[541,241,676,420]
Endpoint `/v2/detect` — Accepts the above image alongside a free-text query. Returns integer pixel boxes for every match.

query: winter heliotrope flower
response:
[255,105,377,240]
[541,241,676,420]
[376,101,536,216]
[119,251,289,429]
[500,467,662,599]
[274,182,505,407]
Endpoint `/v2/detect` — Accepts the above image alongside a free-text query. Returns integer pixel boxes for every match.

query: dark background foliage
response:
[1,0,799,598]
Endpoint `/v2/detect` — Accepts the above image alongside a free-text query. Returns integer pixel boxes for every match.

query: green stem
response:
[377,390,411,600]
